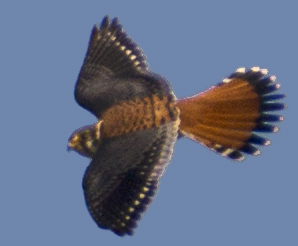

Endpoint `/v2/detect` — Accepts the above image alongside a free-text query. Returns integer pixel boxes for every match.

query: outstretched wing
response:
[75,16,173,117]
[82,120,179,236]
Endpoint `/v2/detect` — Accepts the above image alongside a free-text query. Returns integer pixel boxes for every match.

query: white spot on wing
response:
[270,75,277,82]
[264,140,271,146]
[251,67,260,72]
[214,144,222,149]
[260,68,268,75]
[86,141,93,148]
[221,148,234,156]
[223,78,232,83]
[236,67,246,73]
[130,55,136,60]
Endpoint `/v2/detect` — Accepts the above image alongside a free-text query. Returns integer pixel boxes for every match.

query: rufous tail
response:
[177,67,286,161]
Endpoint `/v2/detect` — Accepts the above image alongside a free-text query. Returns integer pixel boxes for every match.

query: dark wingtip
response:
[101,15,110,28]
[111,16,119,26]
[83,15,148,76]
[89,25,100,48]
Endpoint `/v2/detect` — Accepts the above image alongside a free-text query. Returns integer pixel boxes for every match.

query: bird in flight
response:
[68,16,286,236]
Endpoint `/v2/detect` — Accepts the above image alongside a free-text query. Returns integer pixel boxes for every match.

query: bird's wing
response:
[75,16,173,117]
[82,120,179,236]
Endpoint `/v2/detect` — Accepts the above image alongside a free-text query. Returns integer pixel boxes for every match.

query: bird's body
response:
[68,16,286,236]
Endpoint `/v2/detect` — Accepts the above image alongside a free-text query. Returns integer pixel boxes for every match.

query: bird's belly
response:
[101,95,179,139]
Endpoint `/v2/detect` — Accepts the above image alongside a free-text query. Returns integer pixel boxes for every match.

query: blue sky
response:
[0,1,296,245]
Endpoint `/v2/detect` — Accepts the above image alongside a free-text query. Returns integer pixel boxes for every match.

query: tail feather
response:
[177,67,286,161]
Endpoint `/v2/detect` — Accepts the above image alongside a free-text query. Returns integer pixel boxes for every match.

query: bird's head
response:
[67,120,103,158]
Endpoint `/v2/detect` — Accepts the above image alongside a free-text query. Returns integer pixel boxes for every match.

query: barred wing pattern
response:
[75,16,173,118]
[83,120,179,236]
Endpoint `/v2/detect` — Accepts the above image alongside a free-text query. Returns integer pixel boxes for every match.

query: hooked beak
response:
[67,142,74,152]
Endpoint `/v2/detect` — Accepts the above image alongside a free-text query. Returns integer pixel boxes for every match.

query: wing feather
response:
[75,16,173,117]
[83,120,179,236]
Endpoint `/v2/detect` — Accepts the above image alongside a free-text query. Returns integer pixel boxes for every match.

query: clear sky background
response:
[0,1,296,245]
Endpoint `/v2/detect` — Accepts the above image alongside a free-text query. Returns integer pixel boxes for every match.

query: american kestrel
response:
[68,16,285,236]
